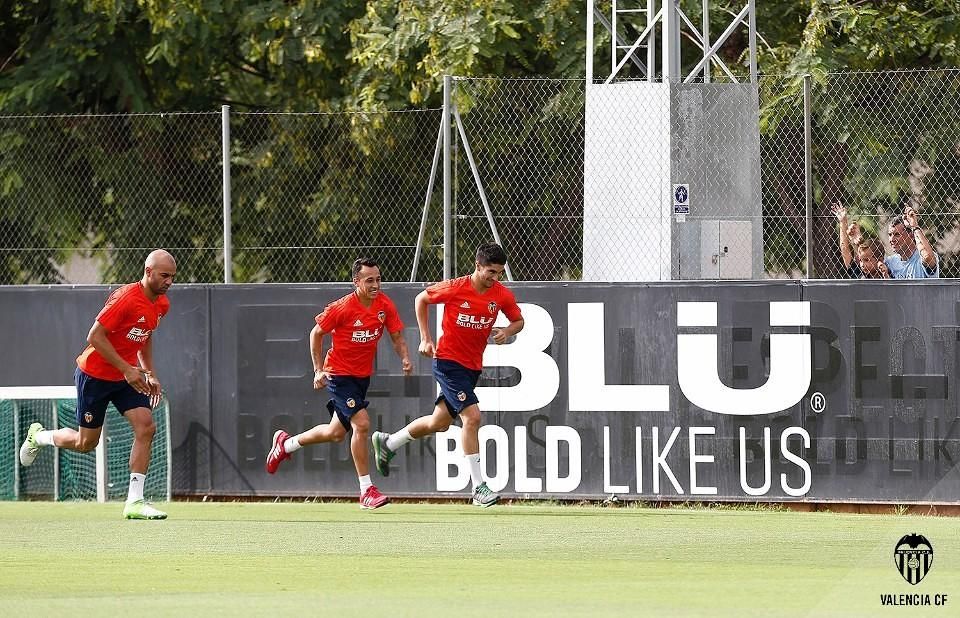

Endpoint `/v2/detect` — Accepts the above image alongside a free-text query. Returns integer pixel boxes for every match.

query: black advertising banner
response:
[2,281,958,502]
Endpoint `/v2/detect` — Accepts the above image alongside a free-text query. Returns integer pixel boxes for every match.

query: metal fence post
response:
[442,75,452,280]
[803,75,813,280]
[222,104,233,284]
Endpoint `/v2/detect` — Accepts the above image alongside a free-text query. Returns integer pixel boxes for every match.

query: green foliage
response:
[2,1,960,281]
[344,0,585,110]
[754,1,960,277]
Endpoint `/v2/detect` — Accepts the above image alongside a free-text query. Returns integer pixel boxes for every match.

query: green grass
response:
[0,501,955,616]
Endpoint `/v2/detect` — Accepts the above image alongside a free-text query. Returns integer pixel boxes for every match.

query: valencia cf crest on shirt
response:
[377,311,386,323]
[488,301,498,314]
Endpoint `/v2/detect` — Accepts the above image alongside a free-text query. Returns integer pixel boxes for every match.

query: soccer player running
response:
[19,249,176,520]
[372,242,524,507]
[265,257,412,510]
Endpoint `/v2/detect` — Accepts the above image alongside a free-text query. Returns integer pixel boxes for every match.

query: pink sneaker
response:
[265,430,291,474]
[360,485,390,510]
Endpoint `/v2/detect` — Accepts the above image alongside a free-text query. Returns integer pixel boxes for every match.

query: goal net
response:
[0,386,171,502]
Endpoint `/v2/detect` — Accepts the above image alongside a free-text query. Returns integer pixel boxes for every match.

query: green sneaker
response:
[371,431,396,477]
[123,500,167,520]
[472,482,499,508]
[18,422,44,467]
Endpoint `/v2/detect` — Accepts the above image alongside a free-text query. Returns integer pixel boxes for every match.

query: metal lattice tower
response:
[587,0,757,84]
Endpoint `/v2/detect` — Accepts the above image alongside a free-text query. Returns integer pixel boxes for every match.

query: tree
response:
[757,1,960,277]
[2,1,960,281]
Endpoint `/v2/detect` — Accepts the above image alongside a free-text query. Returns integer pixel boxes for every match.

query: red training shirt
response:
[76,282,170,381]
[427,275,522,371]
[316,291,403,377]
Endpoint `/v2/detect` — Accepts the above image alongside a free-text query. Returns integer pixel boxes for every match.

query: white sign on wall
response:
[673,183,690,217]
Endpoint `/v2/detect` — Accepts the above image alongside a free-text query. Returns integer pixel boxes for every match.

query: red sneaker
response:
[360,485,390,510]
[265,430,291,474]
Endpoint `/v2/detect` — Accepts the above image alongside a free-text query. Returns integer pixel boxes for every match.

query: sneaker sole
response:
[472,497,500,508]
[19,423,43,466]
[360,500,390,510]
[19,445,38,467]
[124,513,168,520]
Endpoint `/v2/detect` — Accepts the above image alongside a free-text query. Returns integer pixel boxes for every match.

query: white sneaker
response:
[471,482,500,508]
[18,422,44,467]
[123,499,167,520]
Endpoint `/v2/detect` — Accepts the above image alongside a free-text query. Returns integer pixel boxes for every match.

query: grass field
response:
[0,501,955,617]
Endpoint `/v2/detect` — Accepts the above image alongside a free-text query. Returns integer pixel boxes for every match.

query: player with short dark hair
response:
[19,249,177,520]
[372,242,524,507]
[265,257,412,509]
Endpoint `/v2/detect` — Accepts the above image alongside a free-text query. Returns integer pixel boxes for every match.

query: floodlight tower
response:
[583,1,763,281]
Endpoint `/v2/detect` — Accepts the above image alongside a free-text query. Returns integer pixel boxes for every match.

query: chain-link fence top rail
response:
[2,70,959,283]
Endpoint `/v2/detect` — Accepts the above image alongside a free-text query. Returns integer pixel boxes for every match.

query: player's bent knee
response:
[460,409,481,428]
[351,419,370,436]
[431,416,453,432]
[76,438,98,453]
[134,421,156,440]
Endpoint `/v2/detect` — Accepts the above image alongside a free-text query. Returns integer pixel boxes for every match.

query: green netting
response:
[56,399,169,502]
[0,400,14,500]
[13,399,58,500]
[0,397,168,502]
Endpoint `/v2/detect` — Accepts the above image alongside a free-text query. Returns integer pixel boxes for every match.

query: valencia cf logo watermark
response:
[895,534,933,585]
[83,411,93,424]
[880,533,949,607]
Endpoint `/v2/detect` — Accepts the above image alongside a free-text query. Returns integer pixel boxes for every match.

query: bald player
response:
[19,250,177,520]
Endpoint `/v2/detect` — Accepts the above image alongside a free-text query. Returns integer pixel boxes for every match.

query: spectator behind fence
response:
[832,204,890,279]
[885,207,939,279]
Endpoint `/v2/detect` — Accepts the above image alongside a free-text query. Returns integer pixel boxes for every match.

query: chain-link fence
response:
[0,112,224,284]
[806,70,960,279]
[229,110,443,283]
[0,109,443,284]
[2,69,959,283]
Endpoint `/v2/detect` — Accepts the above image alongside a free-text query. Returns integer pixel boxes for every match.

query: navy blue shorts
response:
[74,367,150,429]
[433,358,482,418]
[325,376,370,431]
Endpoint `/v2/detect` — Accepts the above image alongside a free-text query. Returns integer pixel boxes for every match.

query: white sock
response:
[126,473,146,503]
[359,474,372,495]
[284,435,302,453]
[466,453,483,488]
[385,429,412,452]
[35,430,55,447]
